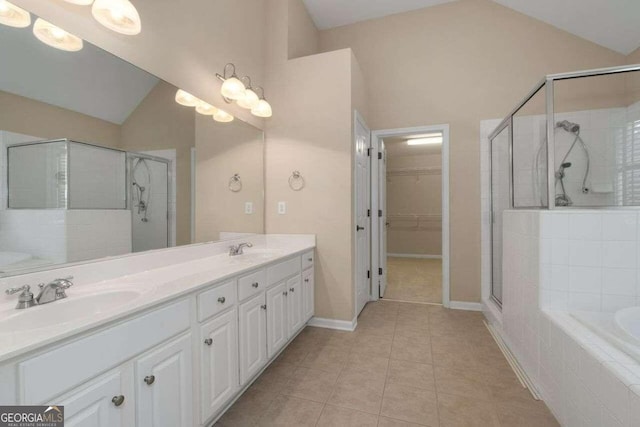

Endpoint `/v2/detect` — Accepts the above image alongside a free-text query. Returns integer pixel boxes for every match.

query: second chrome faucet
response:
[4,276,74,309]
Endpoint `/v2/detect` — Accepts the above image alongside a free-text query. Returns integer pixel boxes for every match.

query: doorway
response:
[372,125,450,307]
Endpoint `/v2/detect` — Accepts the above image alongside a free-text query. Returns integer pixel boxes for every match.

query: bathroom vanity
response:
[0,235,315,427]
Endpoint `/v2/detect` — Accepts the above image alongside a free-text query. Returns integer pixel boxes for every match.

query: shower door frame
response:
[126,151,172,250]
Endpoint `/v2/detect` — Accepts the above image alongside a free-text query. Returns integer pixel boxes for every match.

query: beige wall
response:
[387,153,442,256]
[121,81,195,246]
[12,0,267,129]
[0,90,121,147]
[319,0,627,302]
[288,0,319,59]
[194,115,264,242]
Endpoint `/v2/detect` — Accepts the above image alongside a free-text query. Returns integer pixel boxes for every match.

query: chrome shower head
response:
[556,120,580,133]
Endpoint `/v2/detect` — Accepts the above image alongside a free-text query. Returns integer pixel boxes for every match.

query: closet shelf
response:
[387,167,441,177]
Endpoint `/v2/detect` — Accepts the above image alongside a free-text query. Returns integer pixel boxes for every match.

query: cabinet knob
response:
[307,258,313,262]
[204,338,213,346]
[144,375,155,385]
[283,291,288,296]
[304,279,310,283]
[289,288,295,292]
[218,296,226,304]
[252,282,259,288]
[261,304,267,310]
[112,395,125,407]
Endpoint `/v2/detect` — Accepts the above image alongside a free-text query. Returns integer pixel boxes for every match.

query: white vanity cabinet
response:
[287,275,304,335]
[266,281,289,358]
[238,291,268,385]
[135,333,193,427]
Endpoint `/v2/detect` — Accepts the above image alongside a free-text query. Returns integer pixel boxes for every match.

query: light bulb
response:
[236,88,259,109]
[175,89,199,107]
[0,0,31,28]
[196,101,217,116]
[91,0,141,35]
[220,76,245,100]
[33,18,83,52]
[213,109,234,123]
[251,99,272,118]
[63,0,95,5]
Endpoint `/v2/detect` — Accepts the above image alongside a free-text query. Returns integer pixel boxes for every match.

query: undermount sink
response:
[0,290,143,333]
[229,249,285,262]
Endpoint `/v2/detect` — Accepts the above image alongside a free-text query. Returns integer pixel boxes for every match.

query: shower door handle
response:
[356,226,365,231]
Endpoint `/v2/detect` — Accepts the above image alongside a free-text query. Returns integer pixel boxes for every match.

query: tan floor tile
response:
[494,402,560,427]
[337,366,387,391]
[380,383,439,426]
[377,417,424,427]
[316,405,379,427]
[217,386,277,426]
[390,336,432,365]
[434,366,491,401]
[394,327,431,345]
[282,367,340,403]
[327,367,385,414]
[300,344,350,373]
[260,395,323,427]
[387,359,435,391]
[437,393,500,427]
[385,258,442,304]
[430,348,477,371]
[345,352,391,375]
[352,335,394,358]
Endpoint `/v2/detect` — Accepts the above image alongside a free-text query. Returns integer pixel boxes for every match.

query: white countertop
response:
[0,234,315,363]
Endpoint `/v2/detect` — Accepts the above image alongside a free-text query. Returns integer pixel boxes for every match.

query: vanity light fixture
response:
[236,77,260,110]
[213,108,234,123]
[406,133,443,145]
[175,89,200,107]
[91,0,141,35]
[250,87,272,118]
[217,63,246,101]
[62,0,94,5]
[33,18,83,52]
[0,0,31,28]
[196,101,217,116]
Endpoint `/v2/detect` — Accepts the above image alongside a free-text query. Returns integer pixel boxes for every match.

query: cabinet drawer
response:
[19,300,190,404]
[198,280,237,322]
[238,269,266,301]
[302,251,314,270]
[267,257,301,287]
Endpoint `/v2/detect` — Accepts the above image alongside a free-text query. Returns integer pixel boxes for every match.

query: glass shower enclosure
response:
[488,64,640,306]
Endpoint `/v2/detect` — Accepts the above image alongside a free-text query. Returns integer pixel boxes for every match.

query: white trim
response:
[190,147,196,244]
[353,110,371,319]
[449,301,483,311]
[387,253,442,259]
[371,124,450,308]
[307,316,357,332]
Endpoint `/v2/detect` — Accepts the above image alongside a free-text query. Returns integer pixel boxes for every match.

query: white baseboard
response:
[387,253,442,259]
[449,301,483,311]
[307,316,357,331]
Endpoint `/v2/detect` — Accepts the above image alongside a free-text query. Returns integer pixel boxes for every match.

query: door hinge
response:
[378,152,382,160]
[379,268,383,275]
[367,270,370,279]
[367,148,371,156]
[378,210,382,217]
[367,209,371,217]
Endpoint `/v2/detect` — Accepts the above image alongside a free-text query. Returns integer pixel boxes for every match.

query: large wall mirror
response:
[0,15,264,277]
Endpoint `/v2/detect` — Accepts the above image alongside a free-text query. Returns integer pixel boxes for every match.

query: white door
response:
[287,275,304,335]
[378,140,388,298]
[56,369,134,427]
[135,333,193,427]
[266,281,289,358]
[239,292,267,385]
[200,308,239,423]
[354,112,371,316]
[302,268,314,322]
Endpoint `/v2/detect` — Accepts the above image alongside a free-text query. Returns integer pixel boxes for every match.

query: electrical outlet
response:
[245,202,253,214]
[278,201,286,214]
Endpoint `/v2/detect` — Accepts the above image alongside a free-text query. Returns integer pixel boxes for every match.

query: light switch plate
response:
[278,201,286,215]
[245,202,253,214]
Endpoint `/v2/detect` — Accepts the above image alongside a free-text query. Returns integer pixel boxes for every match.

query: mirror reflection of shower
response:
[132,157,151,222]
[534,120,591,207]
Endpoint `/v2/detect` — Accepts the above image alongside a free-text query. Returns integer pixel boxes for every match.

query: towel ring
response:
[229,173,242,192]
[289,171,305,191]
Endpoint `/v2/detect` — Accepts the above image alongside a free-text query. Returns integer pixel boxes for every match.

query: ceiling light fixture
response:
[0,1,31,28]
[175,89,200,107]
[213,109,234,123]
[33,18,83,52]
[63,0,94,5]
[406,135,443,146]
[91,0,141,35]
[196,101,217,116]
[250,87,272,118]
[217,63,246,101]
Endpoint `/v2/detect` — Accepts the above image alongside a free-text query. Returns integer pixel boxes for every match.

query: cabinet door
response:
[266,281,289,359]
[200,308,239,423]
[135,333,193,427]
[239,292,267,385]
[56,368,134,427]
[302,268,314,322]
[287,275,304,335]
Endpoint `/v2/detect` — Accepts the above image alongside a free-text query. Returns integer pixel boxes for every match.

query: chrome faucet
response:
[5,285,37,309]
[36,276,74,305]
[229,243,253,256]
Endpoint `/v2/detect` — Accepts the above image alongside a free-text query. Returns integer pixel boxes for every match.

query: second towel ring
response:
[289,171,305,191]
[229,173,242,192]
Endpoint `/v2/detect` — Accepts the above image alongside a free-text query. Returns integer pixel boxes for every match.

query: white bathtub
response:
[572,308,640,363]
[615,307,640,345]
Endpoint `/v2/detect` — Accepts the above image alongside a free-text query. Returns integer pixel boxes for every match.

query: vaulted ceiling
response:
[302,0,640,55]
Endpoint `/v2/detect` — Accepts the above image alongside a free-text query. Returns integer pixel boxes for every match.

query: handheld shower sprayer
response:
[556,120,580,133]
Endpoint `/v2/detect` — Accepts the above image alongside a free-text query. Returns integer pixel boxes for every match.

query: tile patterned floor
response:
[216,301,559,427]
[385,258,442,304]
